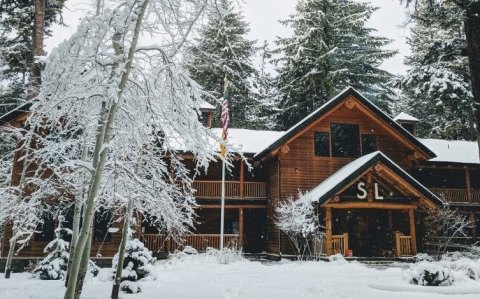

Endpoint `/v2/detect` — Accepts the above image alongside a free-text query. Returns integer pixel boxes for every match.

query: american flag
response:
[220,97,229,159]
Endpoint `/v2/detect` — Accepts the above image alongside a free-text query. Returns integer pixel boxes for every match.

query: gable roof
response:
[303,151,444,207]
[394,112,419,122]
[254,87,436,159]
[419,138,480,165]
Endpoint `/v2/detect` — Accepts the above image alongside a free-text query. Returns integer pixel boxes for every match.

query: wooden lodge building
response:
[1,87,480,260]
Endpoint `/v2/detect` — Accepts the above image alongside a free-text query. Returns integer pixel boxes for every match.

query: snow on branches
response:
[276,192,324,257]
[32,215,72,280]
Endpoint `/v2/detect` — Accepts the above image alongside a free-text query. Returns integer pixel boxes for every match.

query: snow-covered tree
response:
[2,0,229,297]
[424,208,473,258]
[0,0,65,114]
[400,0,480,160]
[187,0,258,128]
[274,0,397,129]
[401,2,476,140]
[32,215,72,280]
[276,192,324,257]
[112,214,156,295]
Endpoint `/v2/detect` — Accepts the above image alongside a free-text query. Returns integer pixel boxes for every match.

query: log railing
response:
[472,189,480,204]
[331,233,349,255]
[430,188,470,203]
[142,234,239,253]
[193,181,266,199]
[395,232,413,257]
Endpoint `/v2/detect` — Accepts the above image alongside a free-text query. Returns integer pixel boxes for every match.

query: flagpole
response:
[220,157,226,250]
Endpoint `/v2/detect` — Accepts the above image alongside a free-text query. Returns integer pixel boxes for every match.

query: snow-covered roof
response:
[302,151,444,206]
[199,101,216,110]
[419,138,479,164]
[393,112,419,122]
[212,128,284,154]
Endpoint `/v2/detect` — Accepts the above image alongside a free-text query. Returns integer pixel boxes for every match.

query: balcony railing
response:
[142,234,239,253]
[193,181,266,199]
[430,188,480,204]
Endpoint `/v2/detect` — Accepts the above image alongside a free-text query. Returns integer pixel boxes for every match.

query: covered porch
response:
[305,151,444,258]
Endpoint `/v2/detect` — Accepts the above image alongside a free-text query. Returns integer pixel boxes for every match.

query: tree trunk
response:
[464,2,480,161]
[63,1,149,298]
[30,0,46,97]
[74,221,93,299]
[111,200,134,299]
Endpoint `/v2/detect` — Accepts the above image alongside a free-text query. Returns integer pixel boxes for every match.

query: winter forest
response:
[0,0,480,299]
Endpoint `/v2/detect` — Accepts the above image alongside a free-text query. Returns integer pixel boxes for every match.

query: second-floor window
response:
[314,132,330,157]
[361,134,377,154]
[331,123,360,158]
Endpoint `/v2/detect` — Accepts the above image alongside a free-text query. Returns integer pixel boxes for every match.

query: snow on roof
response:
[419,138,479,164]
[212,128,284,154]
[393,112,419,122]
[304,151,379,202]
[199,101,216,110]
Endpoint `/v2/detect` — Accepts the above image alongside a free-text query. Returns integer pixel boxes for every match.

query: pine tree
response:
[0,0,65,115]
[187,0,257,128]
[111,221,156,294]
[32,215,72,280]
[401,2,476,140]
[274,0,397,129]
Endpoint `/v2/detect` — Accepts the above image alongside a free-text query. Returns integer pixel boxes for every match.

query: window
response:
[331,123,360,158]
[361,134,377,155]
[35,212,55,241]
[314,132,330,157]
[94,208,113,242]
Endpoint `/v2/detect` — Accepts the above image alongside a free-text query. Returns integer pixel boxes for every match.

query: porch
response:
[430,188,480,204]
[193,181,267,199]
[142,234,240,253]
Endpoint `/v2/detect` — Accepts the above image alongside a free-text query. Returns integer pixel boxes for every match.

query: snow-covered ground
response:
[1,254,480,299]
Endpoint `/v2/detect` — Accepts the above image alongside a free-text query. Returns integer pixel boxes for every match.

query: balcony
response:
[193,180,266,199]
[430,188,480,204]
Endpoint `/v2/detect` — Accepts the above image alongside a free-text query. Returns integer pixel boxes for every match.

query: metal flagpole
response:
[219,74,229,251]
[220,157,226,250]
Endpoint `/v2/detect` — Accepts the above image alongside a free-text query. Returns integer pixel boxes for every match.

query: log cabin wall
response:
[277,103,416,200]
[265,157,280,254]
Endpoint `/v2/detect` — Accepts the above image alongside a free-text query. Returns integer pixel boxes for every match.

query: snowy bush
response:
[276,192,324,257]
[112,238,156,294]
[206,247,244,264]
[31,215,72,280]
[403,261,454,286]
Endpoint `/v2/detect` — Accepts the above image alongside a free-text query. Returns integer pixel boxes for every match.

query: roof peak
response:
[394,112,419,122]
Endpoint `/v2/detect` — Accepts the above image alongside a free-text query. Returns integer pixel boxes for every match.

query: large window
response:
[94,208,113,242]
[35,212,55,241]
[331,123,360,158]
[361,134,377,155]
[314,132,330,157]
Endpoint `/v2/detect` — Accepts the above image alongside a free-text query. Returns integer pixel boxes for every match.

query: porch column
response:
[408,208,417,255]
[465,168,472,203]
[240,161,244,199]
[325,207,332,255]
[239,208,244,247]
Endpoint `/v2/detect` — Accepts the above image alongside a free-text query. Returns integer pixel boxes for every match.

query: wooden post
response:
[240,161,244,199]
[366,172,373,203]
[239,208,244,247]
[465,168,472,203]
[408,208,417,255]
[325,207,332,255]
[343,233,349,255]
[395,232,401,257]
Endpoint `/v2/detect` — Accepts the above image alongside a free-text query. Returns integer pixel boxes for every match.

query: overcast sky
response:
[46,0,411,75]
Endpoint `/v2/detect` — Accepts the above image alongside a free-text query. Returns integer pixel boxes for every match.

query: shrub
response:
[403,261,454,286]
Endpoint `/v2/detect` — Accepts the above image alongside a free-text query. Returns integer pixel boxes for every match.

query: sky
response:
[46,0,412,75]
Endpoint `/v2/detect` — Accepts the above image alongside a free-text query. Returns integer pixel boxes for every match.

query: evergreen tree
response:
[0,0,65,115]
[401,2,476,140]
[274,0,397,129]
[32,215,72,280]
[187,0,257,128]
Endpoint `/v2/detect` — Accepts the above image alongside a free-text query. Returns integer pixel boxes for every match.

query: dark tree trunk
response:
[464,2,480,160]
[30,0,45,98]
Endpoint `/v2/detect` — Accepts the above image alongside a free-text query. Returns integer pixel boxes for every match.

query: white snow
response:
[1,255,480,299]
[419,138,480,164]
[394,112,419,122]
[199,101,216,110]
[211,128,284,154]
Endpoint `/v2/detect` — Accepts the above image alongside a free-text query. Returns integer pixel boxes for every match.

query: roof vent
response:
[393,112,419,136]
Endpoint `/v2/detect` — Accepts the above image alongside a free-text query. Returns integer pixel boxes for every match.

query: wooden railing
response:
[431,188,470,203]
[331,233,349,255]
[142,234,239,253]
[472,190,480,204]
[395,232,413,257]
[193,181,266,199]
